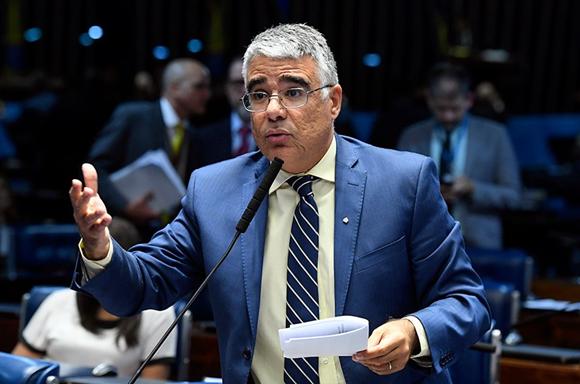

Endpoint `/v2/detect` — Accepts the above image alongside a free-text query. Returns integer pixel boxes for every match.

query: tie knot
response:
[287,175,315,197]
[175,122,185,132]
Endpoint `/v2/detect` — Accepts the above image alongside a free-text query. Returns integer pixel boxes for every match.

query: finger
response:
[82,163,99,194]
[69,179,83,204]
[92,213,113,230]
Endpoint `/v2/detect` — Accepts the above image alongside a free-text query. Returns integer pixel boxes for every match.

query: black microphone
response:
[128,157,284,383]
[237,157,284,232]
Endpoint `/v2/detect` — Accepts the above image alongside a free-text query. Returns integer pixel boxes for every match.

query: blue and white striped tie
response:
[284,175,319,384]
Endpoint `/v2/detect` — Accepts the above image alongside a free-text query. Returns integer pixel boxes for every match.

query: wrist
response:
[402,318,420,355]
[81,237,110,260]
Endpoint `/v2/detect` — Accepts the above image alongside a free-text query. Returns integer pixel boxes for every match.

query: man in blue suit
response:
[70,24,490,383]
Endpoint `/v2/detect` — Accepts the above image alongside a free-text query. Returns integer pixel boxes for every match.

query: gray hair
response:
[161,58,206,93]
[242,24,338,96]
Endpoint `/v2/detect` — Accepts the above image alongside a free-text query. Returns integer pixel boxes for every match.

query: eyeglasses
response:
[241,84,334,112]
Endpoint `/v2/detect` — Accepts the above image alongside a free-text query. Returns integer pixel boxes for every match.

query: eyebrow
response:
[246,74,310,92]
[247,77,266,92]
[279,75,309,88]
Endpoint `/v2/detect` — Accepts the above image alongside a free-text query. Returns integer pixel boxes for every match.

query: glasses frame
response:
[241,84,334,113]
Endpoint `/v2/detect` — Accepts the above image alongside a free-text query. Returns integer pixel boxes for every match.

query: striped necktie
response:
[284,175,319,384]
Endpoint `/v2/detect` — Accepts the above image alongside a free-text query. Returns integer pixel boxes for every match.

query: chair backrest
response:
[14,224,79,278]
[172,298,192,381]
[449,323,502,384]
[20,287,192,381]
[0,351,60,384]
[468,247,534,300]
[20,286,66,337]
[482,279,520,337]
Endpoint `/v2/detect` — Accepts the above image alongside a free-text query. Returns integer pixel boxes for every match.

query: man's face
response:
[226,59,248,119]
[246,56,342,174]
[427,79,472,130]
[173,64,211,116]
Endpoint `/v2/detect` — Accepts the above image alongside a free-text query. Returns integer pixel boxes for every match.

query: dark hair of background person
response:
[76,217,143,348]
[427,62,471,96]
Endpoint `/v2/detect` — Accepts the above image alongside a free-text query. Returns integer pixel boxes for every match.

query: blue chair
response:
[506,114,580,169]
[468,247,534,300]
[20,286,192,381]
[0,352,59,384]
[482,279,519,337]
[449,323,502,384]
[172,298,192,380]
[12,224,80,278]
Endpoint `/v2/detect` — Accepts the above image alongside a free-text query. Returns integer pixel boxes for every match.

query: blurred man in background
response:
[398,62,521,249]
[88,58,210,239]
[194,57,256,167]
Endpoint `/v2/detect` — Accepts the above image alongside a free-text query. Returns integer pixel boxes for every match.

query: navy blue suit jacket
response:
[193,116,233,168]
[74,135,490,383]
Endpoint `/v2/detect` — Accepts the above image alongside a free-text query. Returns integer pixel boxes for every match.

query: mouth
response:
[265,130,291,145]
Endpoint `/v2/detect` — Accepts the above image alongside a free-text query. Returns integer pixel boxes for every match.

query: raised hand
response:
[69,163,112,259]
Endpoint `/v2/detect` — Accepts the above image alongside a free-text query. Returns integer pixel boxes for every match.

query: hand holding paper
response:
[278,316,369,358]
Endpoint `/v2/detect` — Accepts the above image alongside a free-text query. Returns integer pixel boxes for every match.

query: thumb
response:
[82,163,99,193]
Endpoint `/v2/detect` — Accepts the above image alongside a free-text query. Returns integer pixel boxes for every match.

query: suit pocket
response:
[354,235,406,274]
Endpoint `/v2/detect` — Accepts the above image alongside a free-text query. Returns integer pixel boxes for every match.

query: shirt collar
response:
[434,113,470,139]
[160,97,181,128]
[230,111,244,132]
[269,136,336,194]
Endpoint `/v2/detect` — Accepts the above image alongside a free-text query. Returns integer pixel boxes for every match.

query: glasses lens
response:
[281,88,307,108]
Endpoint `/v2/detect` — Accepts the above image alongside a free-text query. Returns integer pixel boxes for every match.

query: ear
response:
[329,84,343,119]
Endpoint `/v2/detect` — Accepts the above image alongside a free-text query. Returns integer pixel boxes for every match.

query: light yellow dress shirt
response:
[251,137,345,384]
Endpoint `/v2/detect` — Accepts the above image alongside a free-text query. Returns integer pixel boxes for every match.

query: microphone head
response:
[235,157,284,233]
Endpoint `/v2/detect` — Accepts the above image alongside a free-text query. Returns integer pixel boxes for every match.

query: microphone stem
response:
[128,231,242,384]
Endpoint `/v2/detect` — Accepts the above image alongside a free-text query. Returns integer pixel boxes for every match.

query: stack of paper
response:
[110,149,186,213]
[279,316,369,358]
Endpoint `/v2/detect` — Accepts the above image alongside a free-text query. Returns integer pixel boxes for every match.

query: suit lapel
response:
[334,136,367,316]
[240,156,270,339]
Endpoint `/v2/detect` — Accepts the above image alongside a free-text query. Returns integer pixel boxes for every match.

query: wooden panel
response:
[532,279,580,302]
[188,325,221,381]
[0,312,20,353]
[501,357,580,384]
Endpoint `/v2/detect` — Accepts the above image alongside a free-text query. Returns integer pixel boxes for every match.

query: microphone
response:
[128,157,284,383]
[237,157,284,232]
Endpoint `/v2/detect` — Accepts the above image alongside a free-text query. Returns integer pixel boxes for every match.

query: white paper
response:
[279,316,369,358]
[110,149,186,213]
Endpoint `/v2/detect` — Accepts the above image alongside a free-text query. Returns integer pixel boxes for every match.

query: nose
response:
[265,94,286,119]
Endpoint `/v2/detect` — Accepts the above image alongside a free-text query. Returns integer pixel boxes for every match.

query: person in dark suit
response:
[69,24,490,383]
[398,63,521,249]
[195,57,256,167]
[87,58,210,238]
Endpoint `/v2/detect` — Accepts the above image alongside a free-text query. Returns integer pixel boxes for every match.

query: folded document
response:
[110,149,185,213]
[279,316,369,358]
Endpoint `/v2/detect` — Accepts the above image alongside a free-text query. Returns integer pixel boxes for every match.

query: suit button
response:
[242,348,252,360]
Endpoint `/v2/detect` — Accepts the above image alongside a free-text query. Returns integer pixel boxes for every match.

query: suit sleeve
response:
[408,158,491,373]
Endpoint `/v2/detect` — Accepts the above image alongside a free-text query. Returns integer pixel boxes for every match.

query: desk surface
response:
[64,378,208,384]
